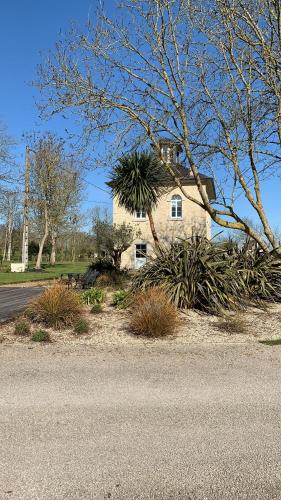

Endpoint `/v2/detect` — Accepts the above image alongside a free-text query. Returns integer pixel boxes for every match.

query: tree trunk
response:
[112,249,121,270]
[7,233,12,262]
[2,227,8,261]
[147,209,160,247]
[36,205,49,270]
[50,232,56,266]
[72,235,76,262]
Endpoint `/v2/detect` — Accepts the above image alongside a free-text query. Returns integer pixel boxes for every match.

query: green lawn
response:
[0,262,89,285]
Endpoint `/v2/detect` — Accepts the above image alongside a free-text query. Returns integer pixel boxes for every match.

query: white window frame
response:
[135,243,147,268]
[171,195,182,219]
[135,209,147,220]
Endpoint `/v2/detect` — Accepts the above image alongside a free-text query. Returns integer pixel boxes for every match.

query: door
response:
[135,243,147,269]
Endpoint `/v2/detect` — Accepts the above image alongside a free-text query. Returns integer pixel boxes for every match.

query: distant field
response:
[0,262,89,285]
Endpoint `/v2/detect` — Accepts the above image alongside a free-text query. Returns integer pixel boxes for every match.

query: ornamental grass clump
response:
[90,303,103,314]
[31,330,50,342]
[129,287,178,337]
[73,318,90,335]
[28,283,82,329]
[14,319,31,336]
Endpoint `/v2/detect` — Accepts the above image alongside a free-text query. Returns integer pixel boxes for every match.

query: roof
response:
[158,164,216,200]
[107,161,216,201]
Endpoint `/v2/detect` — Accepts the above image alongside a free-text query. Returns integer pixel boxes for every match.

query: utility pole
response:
[22,145,30,269]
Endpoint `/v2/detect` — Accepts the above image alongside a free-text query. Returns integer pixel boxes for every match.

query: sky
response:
[0,0,111,226]
[0,0,280,234]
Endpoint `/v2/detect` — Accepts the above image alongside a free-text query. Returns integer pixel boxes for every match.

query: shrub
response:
[14,319,31,336]
[31,330,50,342]
[96,272,114,287]
[133,238,249,315]
[96,270,128,288]
[88,258,116,273]
[112,290,131,309]
[129,288,178,337]
[28,283,82,329]
[90,304,103,314]
[73,318,90,335]
[80,287,106,305]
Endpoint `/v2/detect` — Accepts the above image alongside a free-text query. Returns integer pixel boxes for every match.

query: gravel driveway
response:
[1,343,281,499]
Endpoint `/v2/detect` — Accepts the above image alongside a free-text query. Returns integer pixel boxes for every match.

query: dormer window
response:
[161,144,177,165]
[158,139,182,165]
[171,195,182,219]
[135,209,146,220]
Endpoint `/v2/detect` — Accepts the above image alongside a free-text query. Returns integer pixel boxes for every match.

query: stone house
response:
[110,139,216,269]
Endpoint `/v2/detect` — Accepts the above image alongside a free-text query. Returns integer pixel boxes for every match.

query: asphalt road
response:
[0,287,44,322]
[1,343,281,499]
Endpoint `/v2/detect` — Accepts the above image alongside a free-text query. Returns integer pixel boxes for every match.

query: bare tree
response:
[30,133,81,269]
[37,0,281,253]
[0,122,15,189]
[0,191,20,261]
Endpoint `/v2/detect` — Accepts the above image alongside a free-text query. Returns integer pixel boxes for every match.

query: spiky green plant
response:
[109,151,164,246]
[133,238,249,315]
[133,238,281,314]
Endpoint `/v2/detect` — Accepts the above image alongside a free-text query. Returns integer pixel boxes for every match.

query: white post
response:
[22,145,30,270]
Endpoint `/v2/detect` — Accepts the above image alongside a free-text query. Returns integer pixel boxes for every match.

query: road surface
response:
[1,343,281,499]
[0,286,44,322]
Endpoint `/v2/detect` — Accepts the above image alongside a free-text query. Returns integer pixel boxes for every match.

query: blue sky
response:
[0,0,111,223]
[0,0,280,234]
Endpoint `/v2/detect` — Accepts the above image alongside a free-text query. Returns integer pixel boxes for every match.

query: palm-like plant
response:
[109,151,164,246]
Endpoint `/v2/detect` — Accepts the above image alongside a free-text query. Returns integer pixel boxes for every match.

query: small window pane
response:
[136,244,147,258]
[171,195,182,218]
[136,210,146,219]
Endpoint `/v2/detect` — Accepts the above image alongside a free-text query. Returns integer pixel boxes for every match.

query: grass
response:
[0,262,88,285]
[259,339,281,346]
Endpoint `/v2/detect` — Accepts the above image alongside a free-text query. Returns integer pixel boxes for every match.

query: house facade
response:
[112,140,216,269]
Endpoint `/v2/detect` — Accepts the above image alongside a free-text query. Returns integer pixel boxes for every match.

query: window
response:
[171,195,182,219]
[135,243,147,268]
[135,210,146,219]
[135,244,147,259]
[161,144,174,164]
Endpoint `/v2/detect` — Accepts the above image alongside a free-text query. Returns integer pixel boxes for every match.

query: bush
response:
[95,273,114,287]
[133,239,248,314]
[31,330,50,342]
[28,283,82,329]
[88,258,116,273]
[73,318,90,334]
[96,270,128,288]
[129,288,178,337]
[80,287,105,305]
[14,319,31,336]
[112,290,130,309]
[90,304,103,314]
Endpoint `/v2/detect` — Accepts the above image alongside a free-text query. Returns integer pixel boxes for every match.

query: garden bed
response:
[1,291,281,346]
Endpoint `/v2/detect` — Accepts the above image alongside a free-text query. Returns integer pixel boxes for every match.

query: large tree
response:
[109,151,163,247]
[30,133,80,268]
[38,0,281,254]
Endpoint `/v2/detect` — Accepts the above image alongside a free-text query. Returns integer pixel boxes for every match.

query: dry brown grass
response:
[214,315,248,334]
[28,283,82,329]
[129,287,178,337]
